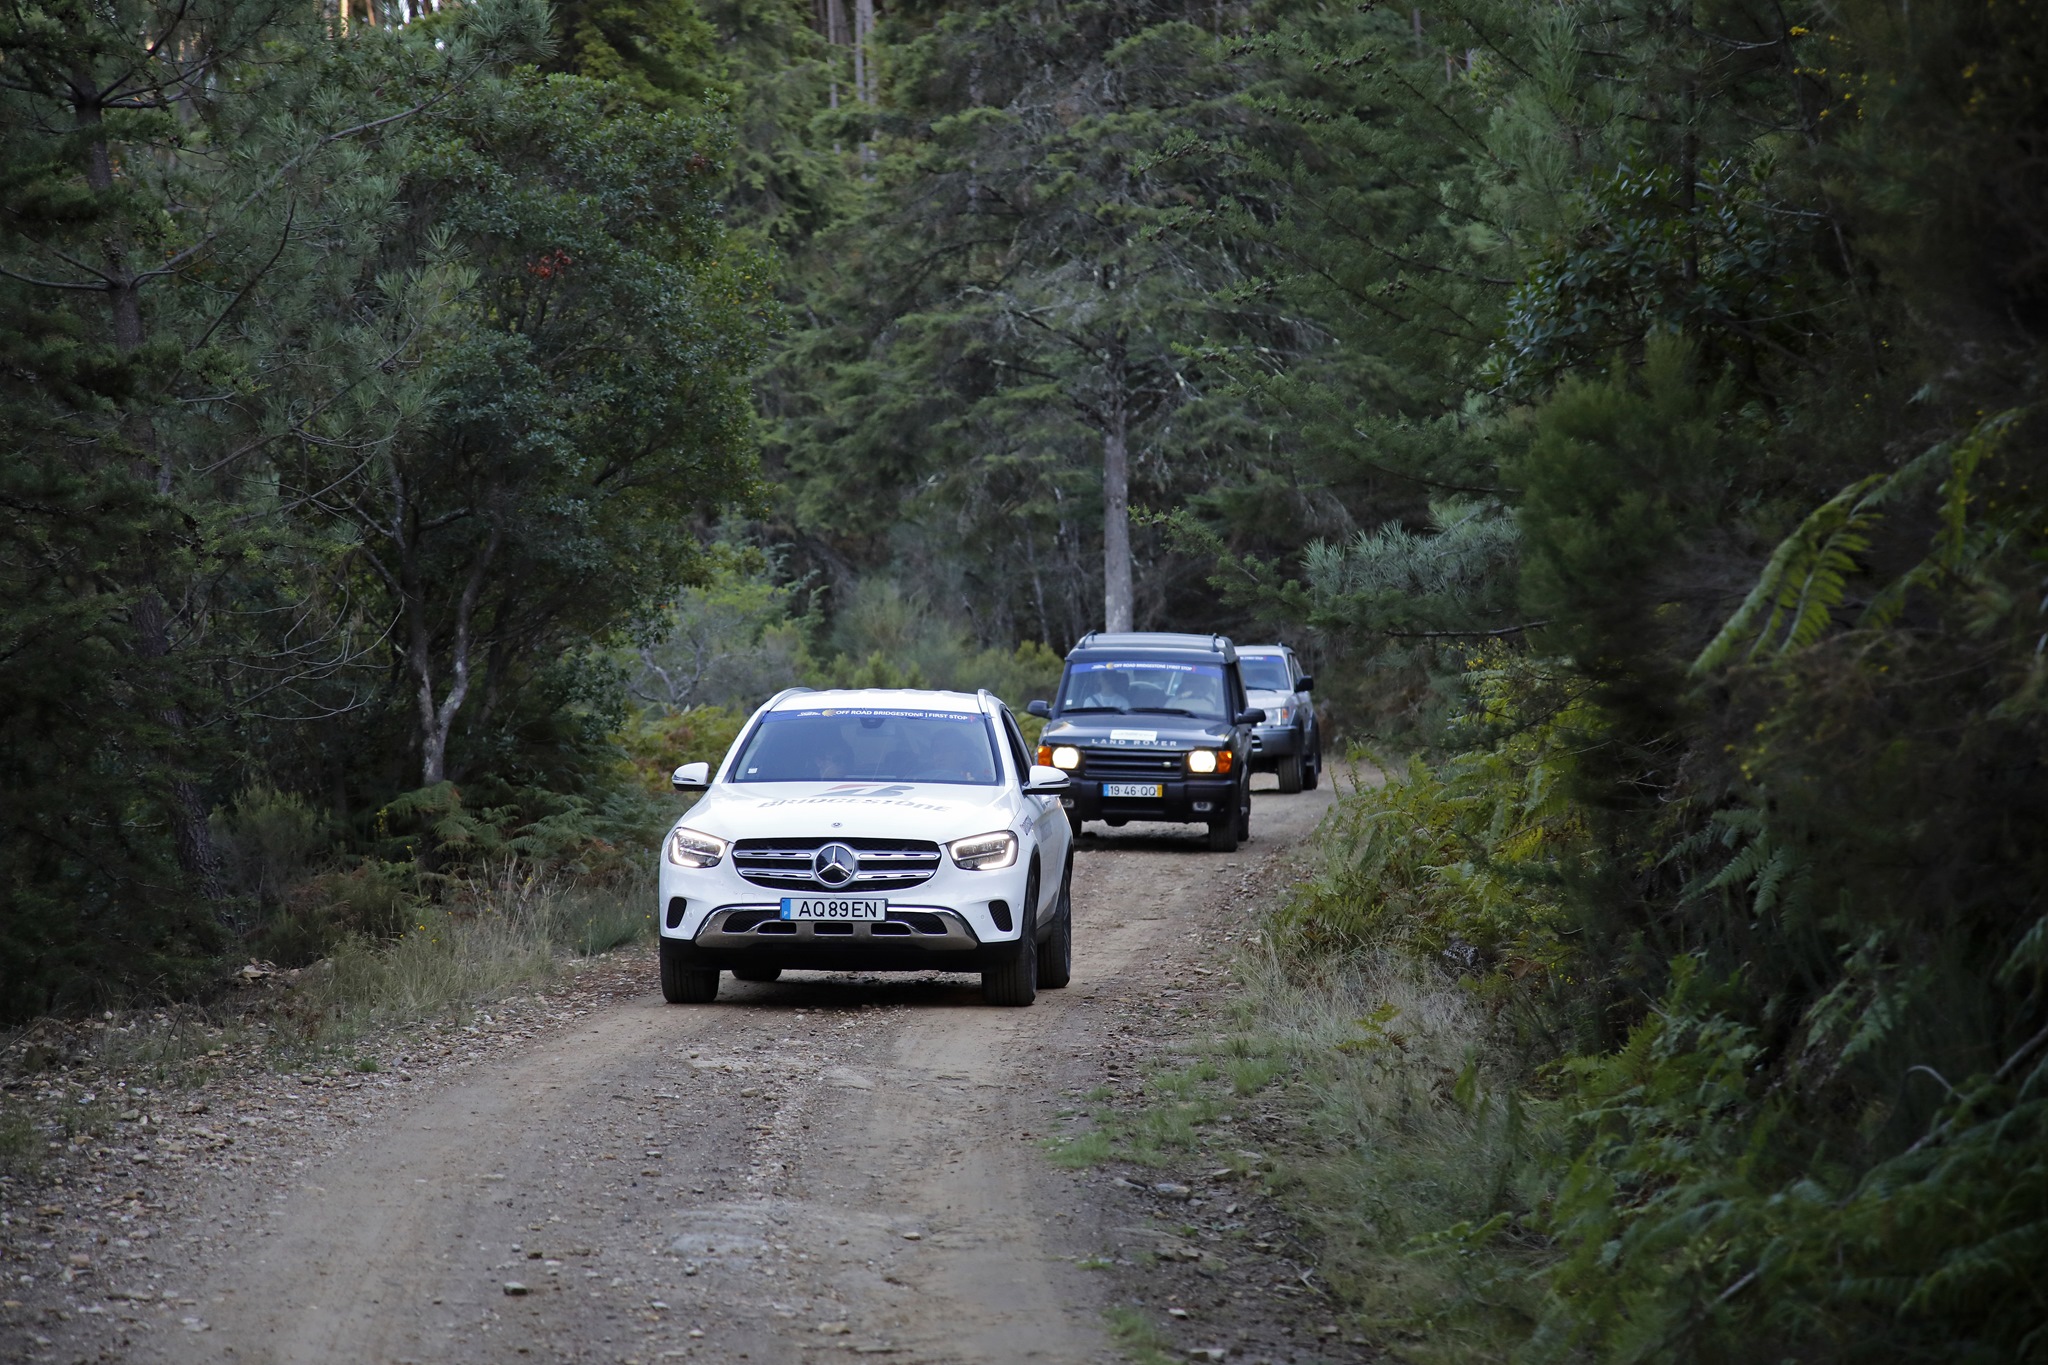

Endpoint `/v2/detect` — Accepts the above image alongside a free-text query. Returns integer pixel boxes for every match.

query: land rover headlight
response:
[666,826,728,869]
[1185,749,1232,775]
[947,830,1019,871]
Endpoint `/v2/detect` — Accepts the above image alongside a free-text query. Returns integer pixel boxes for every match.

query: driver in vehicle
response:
[1176,674,1224,715]
[926,726,996,783]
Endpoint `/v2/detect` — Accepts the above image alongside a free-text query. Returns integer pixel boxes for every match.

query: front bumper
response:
[1061,775,1238,826]
[1249,724,1301,768]
[657,852,1032,971]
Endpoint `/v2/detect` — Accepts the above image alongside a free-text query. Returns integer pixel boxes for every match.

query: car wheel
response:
[659,938,719,1004]
[983,870,1040,1006]
[1237,778,1252,841]
[1275,751,1303,794]
[1303,739,1321,790]
[1206,809,1239,852]
[730,965,781,983]
[1038,861,1073,989]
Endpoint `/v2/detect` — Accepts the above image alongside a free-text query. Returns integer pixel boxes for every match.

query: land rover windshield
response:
[1056,661,1230,720]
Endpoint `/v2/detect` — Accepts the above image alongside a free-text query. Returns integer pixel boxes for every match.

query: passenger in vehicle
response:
[1077,671,1131,709]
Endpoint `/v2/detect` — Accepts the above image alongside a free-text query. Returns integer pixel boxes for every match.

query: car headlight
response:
[1038,743,1081,770]
[947,830,1019,870]
[1185,748,1233,775]
[1271,705,1294,724]
[666,826,728,868]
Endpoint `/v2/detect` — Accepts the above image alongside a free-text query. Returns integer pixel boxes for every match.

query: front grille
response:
[1082,751,1183,781]
[732,838,943,891]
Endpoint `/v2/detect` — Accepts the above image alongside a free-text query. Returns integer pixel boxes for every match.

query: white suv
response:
[657,688,1075,1005]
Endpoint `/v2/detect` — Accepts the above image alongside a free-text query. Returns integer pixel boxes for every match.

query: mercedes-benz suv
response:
[1026,632,1264,852]
[657,688,1075,1006]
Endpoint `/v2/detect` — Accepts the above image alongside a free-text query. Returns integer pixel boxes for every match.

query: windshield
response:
[1239,655,1291,691]
[730,707,1000,785]
[1057,661,1230,719]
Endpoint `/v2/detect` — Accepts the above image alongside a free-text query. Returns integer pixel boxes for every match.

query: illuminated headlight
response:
[666,826,728,868]
[1186,749,1219,774]
[1039,742,1081,770]
[947,830,1019,870]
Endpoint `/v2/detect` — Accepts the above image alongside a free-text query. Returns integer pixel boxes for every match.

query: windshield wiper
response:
[1128,707,1206,718]
[1058,705,1127,714]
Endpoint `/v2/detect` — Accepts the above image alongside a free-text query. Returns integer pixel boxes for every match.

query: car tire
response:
[1276,751,1303,794]
[1206,811,1239,852]
[659,938,719,1004]
[983,870,1040,1006]
[730,966,781,983]
[1303,739,1321,790]
[1038,862,1073,989]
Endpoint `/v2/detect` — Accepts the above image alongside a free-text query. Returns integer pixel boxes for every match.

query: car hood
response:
[1248,689,1294,712]
[1040,713,1232,749]
[676,780,1016,841]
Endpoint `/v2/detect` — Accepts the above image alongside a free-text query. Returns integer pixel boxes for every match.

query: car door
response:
[1284,648,1311,743]
[1000,708,1069,913]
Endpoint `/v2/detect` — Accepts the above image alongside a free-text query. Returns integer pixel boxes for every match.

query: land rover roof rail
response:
[1066,631,1237,659]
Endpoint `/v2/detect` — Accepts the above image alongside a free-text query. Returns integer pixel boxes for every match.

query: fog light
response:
[1192,800,1213,813]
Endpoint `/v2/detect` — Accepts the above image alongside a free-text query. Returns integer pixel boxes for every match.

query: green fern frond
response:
[1692,410,2025,674]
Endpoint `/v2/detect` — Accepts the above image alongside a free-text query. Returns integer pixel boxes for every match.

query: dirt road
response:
[125,783,1335,1365]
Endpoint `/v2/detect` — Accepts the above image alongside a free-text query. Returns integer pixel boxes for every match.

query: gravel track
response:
[5,780,1338,1365]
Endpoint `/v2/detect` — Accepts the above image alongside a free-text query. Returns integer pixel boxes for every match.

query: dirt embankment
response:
[5,780,1363,1365]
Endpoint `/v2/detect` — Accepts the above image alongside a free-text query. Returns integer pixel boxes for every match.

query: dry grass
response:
[1224,944,1556,1362]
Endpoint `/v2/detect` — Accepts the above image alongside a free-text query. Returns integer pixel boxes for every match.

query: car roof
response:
[1066,631,1237,664]
[764,687,991,715]
[1238,644,1289,656]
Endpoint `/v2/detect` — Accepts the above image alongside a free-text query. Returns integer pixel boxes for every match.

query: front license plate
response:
[1102,782,1165,799]
[780,896,888,921]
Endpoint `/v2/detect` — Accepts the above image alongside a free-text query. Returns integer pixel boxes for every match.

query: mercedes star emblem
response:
[812,843,859,889]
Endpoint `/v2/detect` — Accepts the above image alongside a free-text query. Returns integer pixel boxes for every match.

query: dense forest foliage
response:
[5,0,2044,1352]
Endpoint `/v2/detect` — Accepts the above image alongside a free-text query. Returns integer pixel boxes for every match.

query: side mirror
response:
[1026,764,1070,791]
[1234,708,1267,727]
[1297,675,1314,693]
[1026,699,1051,718]
[670,761,710,792]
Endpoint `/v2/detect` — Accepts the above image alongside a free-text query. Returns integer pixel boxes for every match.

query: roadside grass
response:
[1104,1305,1182,1365]
[282,866,653,1053]
[1054,940,1556,1364]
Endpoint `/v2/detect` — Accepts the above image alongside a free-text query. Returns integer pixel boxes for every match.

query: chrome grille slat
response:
[731,837,943,892]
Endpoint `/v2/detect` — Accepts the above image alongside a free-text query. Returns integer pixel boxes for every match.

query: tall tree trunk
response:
[1101,373,1133,633]
[79,80,228,899]
[853,0,874,102]
[409,524,502,787]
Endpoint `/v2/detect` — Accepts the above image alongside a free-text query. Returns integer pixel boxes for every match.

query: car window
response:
[1057,661,1230,719]
[731,707,1001,784]
[1238,655,1292,691]
[999,711,1031,784]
